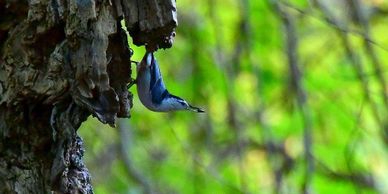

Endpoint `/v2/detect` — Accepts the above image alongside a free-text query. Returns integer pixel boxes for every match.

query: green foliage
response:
[79,0,388,193]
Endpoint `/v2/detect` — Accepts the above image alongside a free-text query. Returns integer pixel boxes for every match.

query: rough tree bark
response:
[0,0,177,193]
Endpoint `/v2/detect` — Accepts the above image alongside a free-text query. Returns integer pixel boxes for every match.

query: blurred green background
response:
[79,0,388,193]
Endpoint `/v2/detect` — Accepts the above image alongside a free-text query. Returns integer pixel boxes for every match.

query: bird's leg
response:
[127,78,137,89]
[127,60,138,89]
[131,60,139,66]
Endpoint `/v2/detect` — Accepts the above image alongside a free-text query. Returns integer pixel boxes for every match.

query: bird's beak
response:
[188,104,205,113]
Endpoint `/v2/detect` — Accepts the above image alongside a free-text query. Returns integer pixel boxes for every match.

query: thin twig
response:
[349,0,388,138]
[270,1,314,193]
[281,1,388,53]
[117,119,154,194]
[344,96,368,194]
[242,0,293,190]
[315,159,375,189]
[209,0,248,192]
[350,0,388,108]
[168,125,246,194]
[311,0,384,135]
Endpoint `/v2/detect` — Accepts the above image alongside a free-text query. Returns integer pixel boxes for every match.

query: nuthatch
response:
[134,51,205,113]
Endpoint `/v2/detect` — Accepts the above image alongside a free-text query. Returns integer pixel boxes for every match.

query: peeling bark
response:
[119,0,178,49]
[0,0,177,193]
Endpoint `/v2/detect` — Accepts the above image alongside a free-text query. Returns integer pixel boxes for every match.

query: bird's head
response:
[169,95,205,113]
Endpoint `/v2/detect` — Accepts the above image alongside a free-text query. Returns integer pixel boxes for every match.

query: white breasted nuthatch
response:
[135,51,205,113]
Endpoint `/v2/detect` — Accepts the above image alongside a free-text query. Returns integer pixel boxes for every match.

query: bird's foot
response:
[127,78,137,89]
[131,60,139,66]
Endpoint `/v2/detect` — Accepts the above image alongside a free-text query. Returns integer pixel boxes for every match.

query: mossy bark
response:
[0,0,176,193]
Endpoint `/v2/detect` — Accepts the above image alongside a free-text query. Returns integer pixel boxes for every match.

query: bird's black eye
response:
[169,94,187,106]
[177,99,186,106]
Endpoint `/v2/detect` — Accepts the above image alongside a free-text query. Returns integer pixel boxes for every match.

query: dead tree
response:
[0,0,177,193]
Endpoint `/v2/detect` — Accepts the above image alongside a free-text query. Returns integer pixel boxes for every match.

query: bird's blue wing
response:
[149,53,168,104]
[151,79,169,104]
[149,53,157,90]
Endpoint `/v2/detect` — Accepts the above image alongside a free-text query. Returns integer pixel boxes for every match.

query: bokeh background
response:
[79,0,388,193]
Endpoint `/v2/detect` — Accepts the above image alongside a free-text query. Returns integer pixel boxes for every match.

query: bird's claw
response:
[131,60,139,66]
[127,79,137,89]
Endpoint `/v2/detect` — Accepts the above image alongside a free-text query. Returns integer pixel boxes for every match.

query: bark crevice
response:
[0,0,177,193]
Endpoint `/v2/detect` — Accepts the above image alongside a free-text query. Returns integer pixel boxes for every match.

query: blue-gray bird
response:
[135,51,205,113]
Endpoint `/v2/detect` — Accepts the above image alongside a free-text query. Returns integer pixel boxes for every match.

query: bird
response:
[134,51,205,113]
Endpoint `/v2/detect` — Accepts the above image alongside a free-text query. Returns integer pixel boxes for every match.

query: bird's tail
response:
[188,104,205,113]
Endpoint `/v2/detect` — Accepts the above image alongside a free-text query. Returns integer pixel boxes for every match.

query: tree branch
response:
[270,1,314,193]
[117,119,154,194]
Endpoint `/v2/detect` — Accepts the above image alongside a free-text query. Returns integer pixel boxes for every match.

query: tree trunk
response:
[0,0,177,193]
